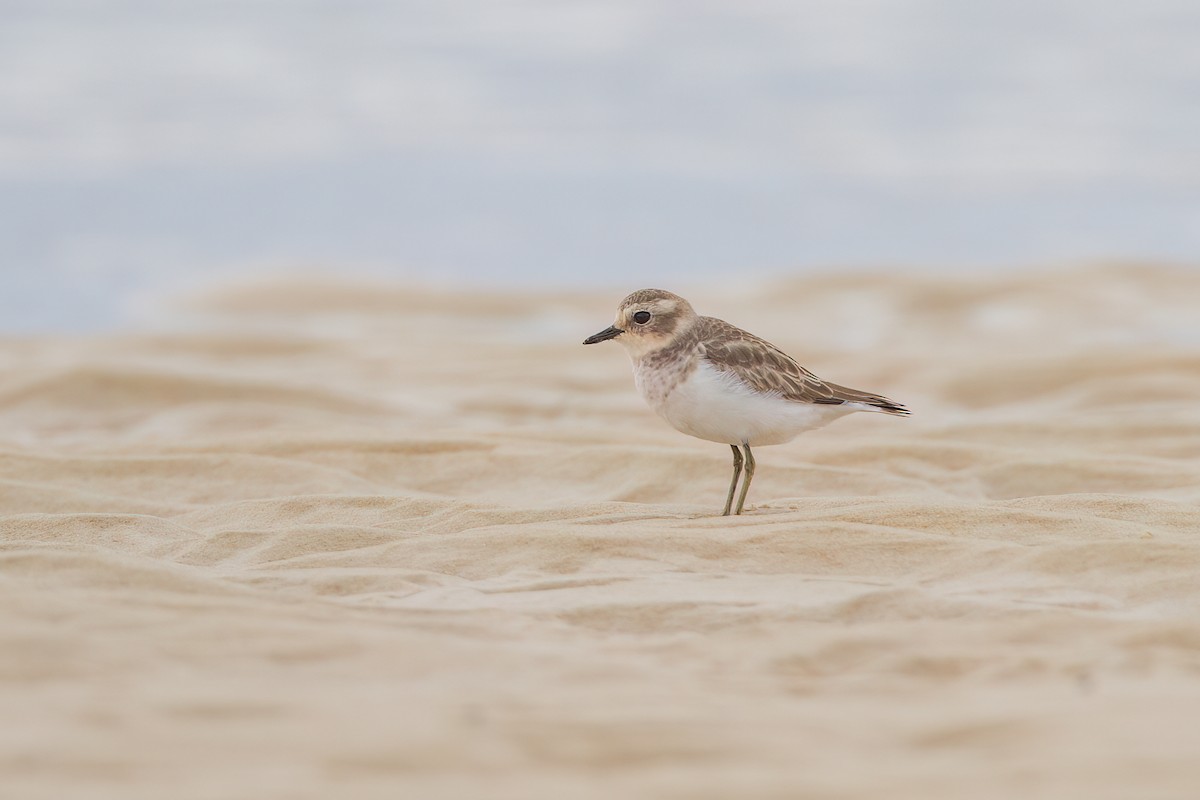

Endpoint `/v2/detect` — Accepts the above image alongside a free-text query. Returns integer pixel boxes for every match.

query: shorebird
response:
[583,289,909,515]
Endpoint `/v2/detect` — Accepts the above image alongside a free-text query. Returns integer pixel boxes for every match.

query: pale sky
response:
[2,0,1198,329]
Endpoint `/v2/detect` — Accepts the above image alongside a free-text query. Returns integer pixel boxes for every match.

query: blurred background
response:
[2,0,1198,331]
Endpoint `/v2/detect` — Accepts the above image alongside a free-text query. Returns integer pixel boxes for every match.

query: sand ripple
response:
[3,266,1200,798]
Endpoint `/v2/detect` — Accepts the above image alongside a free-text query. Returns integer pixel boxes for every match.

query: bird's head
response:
[582,289,698,357]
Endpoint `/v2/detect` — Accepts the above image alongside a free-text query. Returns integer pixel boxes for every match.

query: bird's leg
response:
[734,444,755,515]
[721,444,743,516]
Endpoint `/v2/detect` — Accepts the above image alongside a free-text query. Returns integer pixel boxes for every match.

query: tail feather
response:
[864,397,910,416]
[815,383,910,416]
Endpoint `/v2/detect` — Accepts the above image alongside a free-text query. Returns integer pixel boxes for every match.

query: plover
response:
[583,289,909,515]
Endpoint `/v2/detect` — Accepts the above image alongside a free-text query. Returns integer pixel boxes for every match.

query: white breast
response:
[636,360,852,446]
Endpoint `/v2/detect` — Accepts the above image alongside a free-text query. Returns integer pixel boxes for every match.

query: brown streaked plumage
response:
[692,317,910,414]
[584,289,909,515]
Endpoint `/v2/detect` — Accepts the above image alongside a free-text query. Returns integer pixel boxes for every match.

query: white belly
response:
[637,360,853,446]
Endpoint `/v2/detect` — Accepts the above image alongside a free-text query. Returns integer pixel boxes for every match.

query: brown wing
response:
[696,317,909,415]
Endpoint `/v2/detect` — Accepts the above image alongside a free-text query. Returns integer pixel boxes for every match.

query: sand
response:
[2,264,1200,799]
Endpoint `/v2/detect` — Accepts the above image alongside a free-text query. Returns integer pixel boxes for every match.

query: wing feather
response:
[695,317,909,415]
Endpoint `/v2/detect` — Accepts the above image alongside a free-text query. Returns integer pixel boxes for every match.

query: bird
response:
[583,288,909,515]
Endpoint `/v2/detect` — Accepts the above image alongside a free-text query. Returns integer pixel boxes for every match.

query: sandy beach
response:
[3,264,1200,799]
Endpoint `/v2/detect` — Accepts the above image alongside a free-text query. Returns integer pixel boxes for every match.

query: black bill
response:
[582,326,623,345]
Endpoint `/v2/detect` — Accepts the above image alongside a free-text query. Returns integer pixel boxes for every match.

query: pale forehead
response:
[618,289,685,310]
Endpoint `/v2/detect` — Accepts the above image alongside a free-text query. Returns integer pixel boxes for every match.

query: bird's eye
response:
[633,311,652,324]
